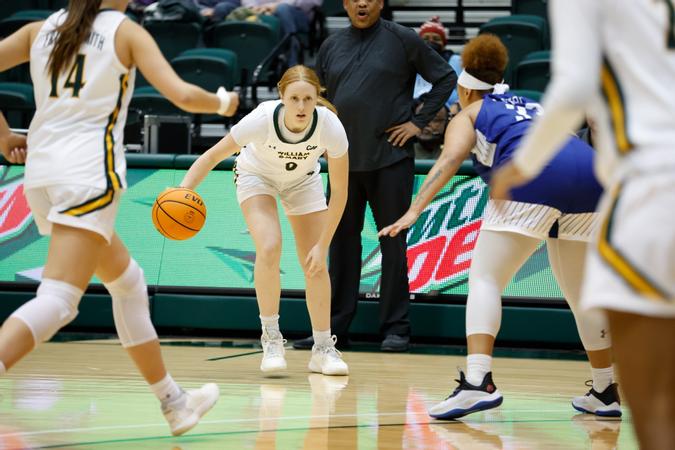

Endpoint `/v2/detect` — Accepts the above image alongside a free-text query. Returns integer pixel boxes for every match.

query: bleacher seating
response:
[479,14,549,85]
[514,50,550,93]
[0,0,555,151]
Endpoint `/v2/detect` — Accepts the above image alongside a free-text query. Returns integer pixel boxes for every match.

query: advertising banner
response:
[0,165,563,301]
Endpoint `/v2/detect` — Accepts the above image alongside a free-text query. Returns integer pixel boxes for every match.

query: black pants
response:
[329,157,414,337]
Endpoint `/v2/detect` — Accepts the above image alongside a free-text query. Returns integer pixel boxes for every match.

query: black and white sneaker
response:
[572,381,622,417]
[428,370,503,420]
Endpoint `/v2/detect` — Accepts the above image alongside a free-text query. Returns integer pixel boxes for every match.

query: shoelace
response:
[446,369,472,398]
[583,379,594,396]
[264,338,287,357]
[317,335,343,360]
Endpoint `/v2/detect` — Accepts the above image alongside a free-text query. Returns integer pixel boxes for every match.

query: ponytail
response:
[317,95,338,115]
[48,0,103,77]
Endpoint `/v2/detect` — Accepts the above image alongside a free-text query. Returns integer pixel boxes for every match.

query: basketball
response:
[152,187,207,240]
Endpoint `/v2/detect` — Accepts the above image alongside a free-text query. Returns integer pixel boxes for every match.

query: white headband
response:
[458,70,509,94]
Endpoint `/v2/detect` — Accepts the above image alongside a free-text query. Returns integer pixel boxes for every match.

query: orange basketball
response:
[152,187,206,240]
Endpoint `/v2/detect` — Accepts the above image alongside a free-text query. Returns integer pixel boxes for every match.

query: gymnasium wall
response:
[0,155,581,346]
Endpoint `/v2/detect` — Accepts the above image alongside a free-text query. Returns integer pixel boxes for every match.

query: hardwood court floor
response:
[0,339,636,449]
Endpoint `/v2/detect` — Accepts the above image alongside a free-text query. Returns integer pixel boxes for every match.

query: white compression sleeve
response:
[466,230,541,337]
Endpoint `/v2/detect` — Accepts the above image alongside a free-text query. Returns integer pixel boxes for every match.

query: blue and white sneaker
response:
[572,381,622,417]
[429,371,503,420]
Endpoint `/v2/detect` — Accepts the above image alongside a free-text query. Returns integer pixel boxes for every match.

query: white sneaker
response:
[162,383,219,436]
[308,335,349,375]
[572,382,622,417]
[428,370,503,420]
[260,329,287,373]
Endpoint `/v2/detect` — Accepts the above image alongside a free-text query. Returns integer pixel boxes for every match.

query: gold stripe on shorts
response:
[601,59,632,155]
[597,184,669,301]
[60,187,115,217]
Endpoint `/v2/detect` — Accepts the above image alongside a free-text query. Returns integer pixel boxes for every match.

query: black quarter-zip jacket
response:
[315,19,456,172]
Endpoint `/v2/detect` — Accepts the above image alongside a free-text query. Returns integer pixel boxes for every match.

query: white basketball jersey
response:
[230,100,348,183]
[587,0,675,181]
[26,9,134,193]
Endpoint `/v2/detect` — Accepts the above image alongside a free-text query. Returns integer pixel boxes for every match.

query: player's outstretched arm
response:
[180,134,241,190]
[378,107,476,238]
[118,20,238,116]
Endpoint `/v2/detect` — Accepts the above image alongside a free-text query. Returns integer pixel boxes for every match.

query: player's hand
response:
[0,132,27,164]
[489,161,530,200]
[305,244,328,277]
[378,209,420,238]
[386,121,421,147]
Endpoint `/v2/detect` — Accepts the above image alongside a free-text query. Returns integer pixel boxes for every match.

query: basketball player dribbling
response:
[180,65,351,377]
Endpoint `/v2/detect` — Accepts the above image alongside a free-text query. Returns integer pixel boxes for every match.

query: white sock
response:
[0,361,5,376]
[260,314,280,333]
[313,329,332,346]
[466,354,492,386]
[150,373,182,403]
[591,366,614,393]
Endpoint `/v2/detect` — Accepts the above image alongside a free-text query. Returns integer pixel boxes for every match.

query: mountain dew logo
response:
[0,169,33,242]
[405,176,488,293]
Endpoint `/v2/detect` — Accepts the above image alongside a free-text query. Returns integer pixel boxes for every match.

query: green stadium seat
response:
[514,50,551,92]
[130,86,184,118]
[209,21,281,89]
[0,10,52,37]
[0,1,43,20]
[172,49,238,91]
[0,63,31,85]
[258,14,282,39]
[479,15,549,85]
[512,0,549,21]
[143,21,202,62]
[0,82,35,128]
[170,51,239,124]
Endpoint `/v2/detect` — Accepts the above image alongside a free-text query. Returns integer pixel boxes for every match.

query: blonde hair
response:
[277,65,338,114]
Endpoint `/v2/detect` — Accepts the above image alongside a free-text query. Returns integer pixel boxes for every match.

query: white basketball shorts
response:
[25,185,122,244]
[235,168,327,216]
[482,199,600,242]
[581,172,675,317]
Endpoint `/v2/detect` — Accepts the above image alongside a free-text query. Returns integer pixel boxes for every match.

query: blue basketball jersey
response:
[471,94,544,180]
[471,94,603,214]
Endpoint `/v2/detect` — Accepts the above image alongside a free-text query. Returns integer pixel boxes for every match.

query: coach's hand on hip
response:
[386,121,421,147]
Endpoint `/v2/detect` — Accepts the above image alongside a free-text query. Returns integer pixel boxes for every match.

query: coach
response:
[295,0,455,352]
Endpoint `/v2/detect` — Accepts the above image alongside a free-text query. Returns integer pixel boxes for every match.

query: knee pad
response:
[465,275,502,337]
[104,259,157,348]
[11,279,83,344]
